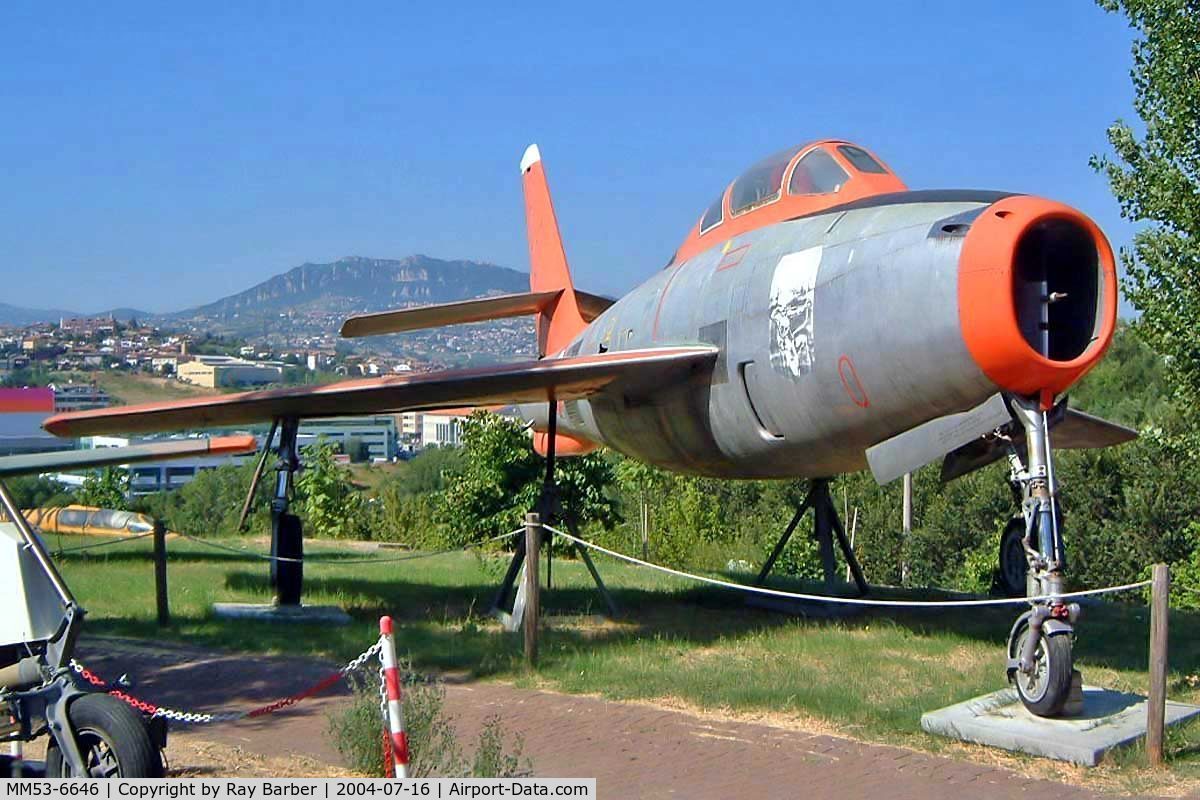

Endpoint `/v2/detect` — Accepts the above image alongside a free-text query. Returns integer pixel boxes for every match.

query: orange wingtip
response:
[207,434,260,455]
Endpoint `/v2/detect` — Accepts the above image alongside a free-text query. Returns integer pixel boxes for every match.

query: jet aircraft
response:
[44,139,1135,717]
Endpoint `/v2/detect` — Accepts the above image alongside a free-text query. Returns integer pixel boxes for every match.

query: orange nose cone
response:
[958,195,1118,398]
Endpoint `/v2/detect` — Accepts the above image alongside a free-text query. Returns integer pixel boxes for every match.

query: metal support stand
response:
[490,396,617,624]
[269,417,303,607]
[754,478,868,595]
[237,418,279,532]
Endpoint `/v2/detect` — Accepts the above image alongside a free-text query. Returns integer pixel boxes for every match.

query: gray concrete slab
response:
[922,686,1200,766]
[212,602,351,625]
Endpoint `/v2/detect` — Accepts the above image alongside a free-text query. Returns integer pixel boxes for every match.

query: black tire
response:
[1010,623,1073,717]
[997,517,1031,597]
[45,695,163,778]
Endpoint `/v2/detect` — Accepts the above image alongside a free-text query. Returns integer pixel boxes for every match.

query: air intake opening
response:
[1013,219,1101,362]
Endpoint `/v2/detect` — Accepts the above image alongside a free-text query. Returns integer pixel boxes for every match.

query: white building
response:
[421,409,473,448]
[300,415,398,461]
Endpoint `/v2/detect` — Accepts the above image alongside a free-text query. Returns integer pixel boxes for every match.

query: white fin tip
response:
[520,144,541,173]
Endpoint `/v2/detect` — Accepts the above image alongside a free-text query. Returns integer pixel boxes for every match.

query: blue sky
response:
[0,2,1138,313]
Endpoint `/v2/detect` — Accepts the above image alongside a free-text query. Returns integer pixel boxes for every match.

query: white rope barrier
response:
[55,530,157,553]
[542,524,1152,608]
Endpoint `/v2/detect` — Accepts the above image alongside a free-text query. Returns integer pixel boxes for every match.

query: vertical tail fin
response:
[521,144,587,357]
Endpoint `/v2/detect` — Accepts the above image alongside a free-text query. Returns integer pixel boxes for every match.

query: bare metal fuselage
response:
[521,193,1008,478]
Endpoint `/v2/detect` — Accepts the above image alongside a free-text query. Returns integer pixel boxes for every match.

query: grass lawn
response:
[45,532,1200,794]
[59,371,221,406]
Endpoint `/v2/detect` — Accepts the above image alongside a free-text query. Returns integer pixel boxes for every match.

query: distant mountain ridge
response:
[171,255,529,320]
[1,255,530,329]
[0,302,149,327]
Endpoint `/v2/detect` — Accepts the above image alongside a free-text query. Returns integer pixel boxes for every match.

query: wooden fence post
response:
[524,512,541,668]
[1148,562,1169,767]
[153,518,170,626]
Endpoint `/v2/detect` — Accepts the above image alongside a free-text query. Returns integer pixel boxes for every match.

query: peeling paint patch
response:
[769,246,822,376]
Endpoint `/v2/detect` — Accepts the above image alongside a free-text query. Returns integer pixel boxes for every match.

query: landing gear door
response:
[729,279,786,439]
[739,361,786,438]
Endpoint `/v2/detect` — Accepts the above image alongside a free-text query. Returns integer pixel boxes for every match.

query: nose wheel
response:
[1007,613,1075,716]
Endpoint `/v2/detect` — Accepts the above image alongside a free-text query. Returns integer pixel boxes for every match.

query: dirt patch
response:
[165,741,361,778]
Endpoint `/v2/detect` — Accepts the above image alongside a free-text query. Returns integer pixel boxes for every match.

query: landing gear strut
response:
[1004,396,1080,717]
[489,396,617,626]
[269,418,303,607]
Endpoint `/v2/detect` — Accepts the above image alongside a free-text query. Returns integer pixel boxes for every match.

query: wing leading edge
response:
[43,347,717,438]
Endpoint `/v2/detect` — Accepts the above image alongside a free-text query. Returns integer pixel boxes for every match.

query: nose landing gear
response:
[1003,395,1080,717]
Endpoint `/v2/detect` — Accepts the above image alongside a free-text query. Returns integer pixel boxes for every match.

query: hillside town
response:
[1,313,427,383]
[0,310,489,489]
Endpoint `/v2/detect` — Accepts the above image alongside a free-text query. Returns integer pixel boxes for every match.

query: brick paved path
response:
[74,638,1142,799]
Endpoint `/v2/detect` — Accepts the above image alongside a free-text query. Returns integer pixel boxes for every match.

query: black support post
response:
[270,417,304,607]
[153,518,170,626]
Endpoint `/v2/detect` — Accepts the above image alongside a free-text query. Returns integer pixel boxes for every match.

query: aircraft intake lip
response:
[957,195,1117,398]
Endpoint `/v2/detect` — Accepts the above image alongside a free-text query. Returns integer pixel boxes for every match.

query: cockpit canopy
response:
[674,140,906,265]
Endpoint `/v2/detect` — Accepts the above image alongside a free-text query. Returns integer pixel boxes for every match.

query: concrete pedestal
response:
[212,602,351,625]
[921,685,1200,766]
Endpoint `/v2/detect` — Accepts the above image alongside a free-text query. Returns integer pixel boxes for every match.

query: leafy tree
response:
[437,412,618,546]
[135,459,272,537]
[5,475,71,510]
[398,446,465,496]
[343,436,368,463]
[295,441,371,540]
[1091,0,1200,428]
[76,467,130,510]
[371,447,467,546]
[614,458,664,558]
[0,365,55,388]
[1068,322,1171,426]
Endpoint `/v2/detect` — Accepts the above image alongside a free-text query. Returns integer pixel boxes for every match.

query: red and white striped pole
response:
[379,616,409,779]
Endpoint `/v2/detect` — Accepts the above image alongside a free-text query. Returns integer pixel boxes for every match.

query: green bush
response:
[135,459,272,537]
[330,672,530,778]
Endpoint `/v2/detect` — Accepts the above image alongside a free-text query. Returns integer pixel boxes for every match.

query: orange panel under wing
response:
[533,431,598,457]
[43,347,718,438]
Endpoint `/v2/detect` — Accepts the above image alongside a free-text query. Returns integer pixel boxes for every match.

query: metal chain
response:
[377,662,388,729]
[68,638,385,726]
[344,639,384,675]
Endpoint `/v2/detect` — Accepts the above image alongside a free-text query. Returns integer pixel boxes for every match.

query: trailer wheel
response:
[45,695,163,778]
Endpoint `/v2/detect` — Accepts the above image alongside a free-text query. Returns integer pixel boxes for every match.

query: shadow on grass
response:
[54,546,410,566]
[65,542,1200,682]
[200,566,1200,679]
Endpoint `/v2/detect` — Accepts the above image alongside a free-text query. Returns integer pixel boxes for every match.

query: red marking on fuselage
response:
[837,355,870,408]
[716,244,751,271]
